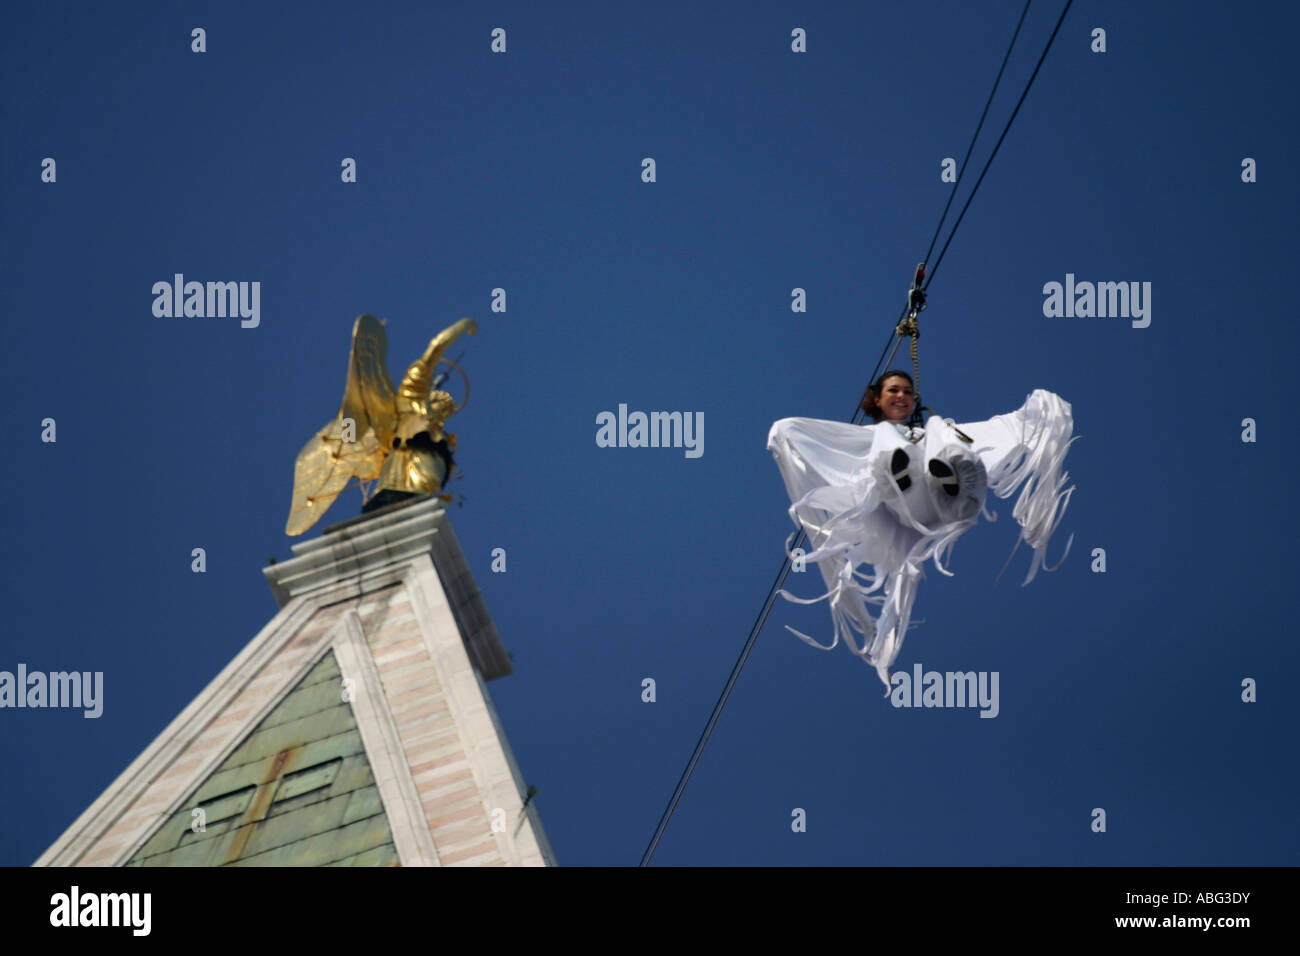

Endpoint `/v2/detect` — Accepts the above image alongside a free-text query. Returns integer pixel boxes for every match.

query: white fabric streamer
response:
[767,389,1076,690]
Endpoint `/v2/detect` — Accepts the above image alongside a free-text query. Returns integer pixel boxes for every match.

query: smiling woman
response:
[767,385,1078,690]
[863,370,917,423]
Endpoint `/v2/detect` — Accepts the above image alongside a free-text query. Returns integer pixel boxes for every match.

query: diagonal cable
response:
[639,0,1073,867]
[925,0,1075,291]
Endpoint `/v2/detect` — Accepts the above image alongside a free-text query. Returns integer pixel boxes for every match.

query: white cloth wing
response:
[767,388,1075,690]
[955,389,1078,585]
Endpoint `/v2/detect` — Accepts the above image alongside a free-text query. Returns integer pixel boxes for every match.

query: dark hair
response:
[860,369,916,423]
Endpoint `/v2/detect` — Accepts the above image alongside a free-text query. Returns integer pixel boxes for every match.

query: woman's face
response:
[877,376,915,421]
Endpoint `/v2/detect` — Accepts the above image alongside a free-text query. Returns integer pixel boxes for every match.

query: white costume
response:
[767,389,1076,689]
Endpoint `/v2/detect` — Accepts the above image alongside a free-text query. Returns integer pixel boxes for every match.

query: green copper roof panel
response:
[127,652,400,866]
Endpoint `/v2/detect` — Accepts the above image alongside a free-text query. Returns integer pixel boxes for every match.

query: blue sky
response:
[2,0,1297,867]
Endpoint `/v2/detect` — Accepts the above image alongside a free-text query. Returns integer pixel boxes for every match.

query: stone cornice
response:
[265,497,511,682]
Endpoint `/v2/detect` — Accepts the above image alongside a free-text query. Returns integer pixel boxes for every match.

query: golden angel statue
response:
[285,315,477,536]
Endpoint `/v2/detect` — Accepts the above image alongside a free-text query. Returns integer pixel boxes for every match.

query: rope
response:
[921,0,1033,269]
[925,0,1076,292]
[638,0,1074,867]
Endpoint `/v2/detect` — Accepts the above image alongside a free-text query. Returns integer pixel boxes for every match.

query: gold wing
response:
[340,314,398,451]
[285,315,399,536]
